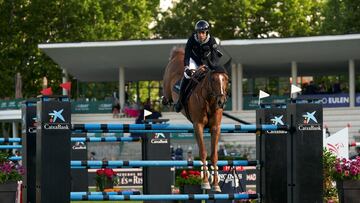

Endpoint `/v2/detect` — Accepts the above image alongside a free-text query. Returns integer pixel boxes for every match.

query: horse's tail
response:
[169,46,185,61]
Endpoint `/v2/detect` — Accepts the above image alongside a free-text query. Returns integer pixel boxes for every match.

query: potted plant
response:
[331,156,360,203]
[0,151,24,203]
[176,169,202,203]
[95,168,117,191]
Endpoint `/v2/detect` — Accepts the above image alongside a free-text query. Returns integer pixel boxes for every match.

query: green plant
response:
[0,151,24,183]
[175,169,202,187]
[95,168,117,191]
[323,149,338,202]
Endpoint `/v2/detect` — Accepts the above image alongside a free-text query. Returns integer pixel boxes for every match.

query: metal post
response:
[237,63,243,111]
[119,67,125,111]
[62,69,69,96]
[231,63,238,111]
[349,59,355,107]
[291,61,297,86]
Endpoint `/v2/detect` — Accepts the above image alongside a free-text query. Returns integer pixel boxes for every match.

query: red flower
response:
[344,170,350,176]
[104,169,115,178]
[180,170,188,178]
[188,170,196,175]
[96,169,104,176]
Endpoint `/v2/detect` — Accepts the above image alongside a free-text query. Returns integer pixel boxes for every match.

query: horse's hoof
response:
[201,182,211,190]
[211,185,221,193]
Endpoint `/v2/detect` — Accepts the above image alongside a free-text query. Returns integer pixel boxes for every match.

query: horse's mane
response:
[169,46,184,60]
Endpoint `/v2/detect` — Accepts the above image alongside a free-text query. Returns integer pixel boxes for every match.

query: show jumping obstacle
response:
[19,96,323,203]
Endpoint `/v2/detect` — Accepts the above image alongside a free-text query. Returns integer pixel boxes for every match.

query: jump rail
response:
[70,193,259,201]
[72,123,288,133]
[71,160,258,168]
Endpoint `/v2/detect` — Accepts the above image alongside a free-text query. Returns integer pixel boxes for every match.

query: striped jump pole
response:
[70,160,258,168]
[72,123,288,133]
[349,142,360,147]
[0,138,22,143]
[71,137,140,142]
[71,191,141,196]
[70,193,259,201]
[9,156,22,161]
[0,137,141,143]
[0,145,22,149]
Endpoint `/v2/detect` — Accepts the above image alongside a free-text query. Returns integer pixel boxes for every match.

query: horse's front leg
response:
[194,123,210,190]
[210,112,222,192]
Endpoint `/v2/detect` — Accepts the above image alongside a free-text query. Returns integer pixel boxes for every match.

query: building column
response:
[12,122,18,153]
[231,63,238,111]
[291,61,298,85]
[237,63,244,111]
[119,67,125,110]
[62,69,69,96]
[349,59,355,107]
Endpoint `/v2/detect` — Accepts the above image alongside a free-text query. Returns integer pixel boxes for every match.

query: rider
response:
[174,20,223,112]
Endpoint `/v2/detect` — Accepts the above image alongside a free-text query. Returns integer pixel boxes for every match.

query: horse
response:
[162,47,229,192]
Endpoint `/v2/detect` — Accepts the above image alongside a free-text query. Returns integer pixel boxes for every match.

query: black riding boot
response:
[175,77,190,112]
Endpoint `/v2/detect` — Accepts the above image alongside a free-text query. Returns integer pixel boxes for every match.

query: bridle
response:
[207,70,228,108]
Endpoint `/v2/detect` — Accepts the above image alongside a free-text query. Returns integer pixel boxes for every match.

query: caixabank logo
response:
[267,115,287,134]
[43,109,70,130]
[298,111,321,131]
[72,142,86,150]
[151,133,168,144]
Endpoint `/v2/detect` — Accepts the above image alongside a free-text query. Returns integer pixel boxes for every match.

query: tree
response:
[154,0,325,39]
[0,0,159,98]
[322,0,360,34]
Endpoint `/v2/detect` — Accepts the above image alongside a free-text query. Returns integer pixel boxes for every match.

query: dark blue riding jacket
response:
[184,33,222,69]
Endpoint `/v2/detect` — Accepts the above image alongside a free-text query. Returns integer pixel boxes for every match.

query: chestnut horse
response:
[162,47,228,192]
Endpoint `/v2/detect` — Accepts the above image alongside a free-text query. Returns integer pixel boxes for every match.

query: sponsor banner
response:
[115,168,143,187]
[0,99,23,110]
[72,101,113,113]
[243,96,288,110]
[299,93,360,107]
[218,166,257,190]
[170,133,211,140]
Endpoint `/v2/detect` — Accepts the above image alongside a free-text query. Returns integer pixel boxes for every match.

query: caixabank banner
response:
[256,107,288,203]
[36,97,72,203]
[287,103,323,203]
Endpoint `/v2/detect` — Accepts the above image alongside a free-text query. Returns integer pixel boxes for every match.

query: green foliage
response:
[154,0,325,39]
[323,148,338,201]
[0,0,158,98]
[322,0,360,34]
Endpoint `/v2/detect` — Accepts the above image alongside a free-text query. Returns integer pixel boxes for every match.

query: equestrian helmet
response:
[195,20,210,33]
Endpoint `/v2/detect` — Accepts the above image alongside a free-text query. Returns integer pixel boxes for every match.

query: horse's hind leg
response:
[194,123,210,190]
